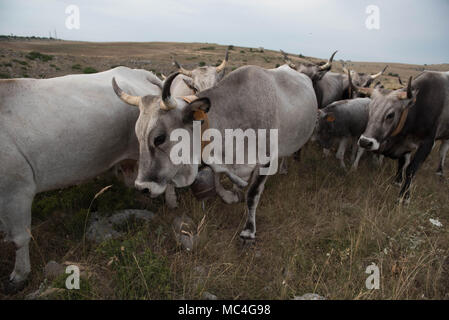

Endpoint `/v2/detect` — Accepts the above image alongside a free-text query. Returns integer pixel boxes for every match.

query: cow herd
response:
[0,47,448,293]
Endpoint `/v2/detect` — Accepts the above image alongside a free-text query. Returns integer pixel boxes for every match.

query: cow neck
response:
[390,107,409,137]
[182,96,211,157]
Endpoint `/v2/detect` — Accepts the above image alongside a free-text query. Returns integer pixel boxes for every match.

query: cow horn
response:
[347,70,373,97]
[397,76,414,100]
[347,69,354,98]
[173,58,193,77]
[407,76,413,99]
[161,72,180,110]
[216,47,229,72]
[319,50,337,71]
[280,49,297,70]
[371,65,388,79]
[112,77,141,107]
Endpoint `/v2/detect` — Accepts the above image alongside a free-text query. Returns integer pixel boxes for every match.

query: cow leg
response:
[336,137,349,169]
[240,166,269,240]
[0,148,36,294]
[1,189,34,294]
[350,140,358,163]
[278,158,288,175]
[437,140,449,176]
[394,153,411,186]
[399,141,434,203]
[350,147,365,171]
[209,164,248,188]
[164,184,178,209]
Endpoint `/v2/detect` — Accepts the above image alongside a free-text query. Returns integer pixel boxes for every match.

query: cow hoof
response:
[1,278,27,295]
[239,229,256,241]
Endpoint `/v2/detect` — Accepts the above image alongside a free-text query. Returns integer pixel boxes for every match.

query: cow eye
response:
[386,112,395,121]
[154,134,166,147]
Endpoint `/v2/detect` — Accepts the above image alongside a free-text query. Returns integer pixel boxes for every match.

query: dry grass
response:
[0,40,448,300]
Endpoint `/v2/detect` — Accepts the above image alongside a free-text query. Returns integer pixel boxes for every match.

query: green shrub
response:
[25,51,53,62]
[198,61,206,67]
[12,59,28,66]
[72,64,82,70]
[3,62,12,67]
[83,67,98,74]
[200,46,215,50]
[0,72,10,79]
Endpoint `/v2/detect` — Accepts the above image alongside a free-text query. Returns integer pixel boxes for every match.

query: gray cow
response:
[281,50,388,108]
[172,47,229,94]
[167,49,244,205]
[358,71,449,202]
[0,67,162,293]
[316,98,371,170]
[112,64,318,240]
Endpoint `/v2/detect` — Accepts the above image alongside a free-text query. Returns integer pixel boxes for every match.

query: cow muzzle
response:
[358,135,380,151]
[134,180,167,198]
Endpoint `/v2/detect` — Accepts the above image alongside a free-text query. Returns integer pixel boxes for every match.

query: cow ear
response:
[408,89,419,106]
[326,113,336,122]
[182,97,211,124]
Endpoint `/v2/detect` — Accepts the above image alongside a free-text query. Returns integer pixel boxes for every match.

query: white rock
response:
[202,291,218,300]
[293,293,325,300]
[87,209,155,243]
[429,218,443,227]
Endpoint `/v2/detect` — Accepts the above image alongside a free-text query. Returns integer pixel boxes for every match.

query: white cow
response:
[0,67,161,293]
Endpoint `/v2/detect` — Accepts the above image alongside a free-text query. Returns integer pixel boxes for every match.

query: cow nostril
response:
[359,138,373,149]
[141,188,150,194]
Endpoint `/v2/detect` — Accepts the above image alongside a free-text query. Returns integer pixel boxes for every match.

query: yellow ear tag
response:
[326,115,336,122]
[193,110,207,121]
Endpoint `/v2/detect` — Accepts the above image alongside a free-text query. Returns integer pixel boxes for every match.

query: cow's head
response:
[357,77,418,151]
[281,50,337,82]
[173,47,229,93]
[112,73,208,197]
[343,65,388,88]
[315,108,337,149]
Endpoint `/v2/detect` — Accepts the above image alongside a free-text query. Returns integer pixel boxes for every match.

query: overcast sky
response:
[0,0,448,65]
